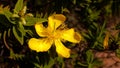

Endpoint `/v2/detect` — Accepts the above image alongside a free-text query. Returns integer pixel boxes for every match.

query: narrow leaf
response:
[18,21,26,36]
[14,0,23,13]
[86,50,94,63]
[12,26,24,45]
[44,58,55,68]
[25,16,47,26]
[3,9,16,24]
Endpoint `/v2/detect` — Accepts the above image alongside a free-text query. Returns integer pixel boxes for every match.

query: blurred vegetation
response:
[0,0,120,68]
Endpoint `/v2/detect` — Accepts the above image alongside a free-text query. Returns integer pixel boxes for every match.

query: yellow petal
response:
[61,28,81,43]
[48,14,66,31]
[28,38,53,52]
[35,23,48,37]
[103,32,109,49]
[55,39,70,58]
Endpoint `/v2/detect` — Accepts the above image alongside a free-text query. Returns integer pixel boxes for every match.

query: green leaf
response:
[86,50,94,64]
[12,26,24,45]
[77,62,87,67]
[34,63,42,68]
[91,59,102,68]
[56,57,64,64]
[9,50,24,60]
[3,9,16,24]
[88,30,94,38]
[82,32,91,39]
[116,49,120,58]
[14,0,23,13]
[25,16,47,26]
[43,58,55,68]
[18,21,26,36]
[73,0,76,4]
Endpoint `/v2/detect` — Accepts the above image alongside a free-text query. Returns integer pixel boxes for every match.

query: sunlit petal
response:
[28,38,53,52]
[35,23,48,37]
[103,32,109,49]
[48,14,66,31]
[61,28,81,43]
[55,39,70,58]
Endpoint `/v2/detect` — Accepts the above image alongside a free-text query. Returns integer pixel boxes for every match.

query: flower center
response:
[47,30,61,40]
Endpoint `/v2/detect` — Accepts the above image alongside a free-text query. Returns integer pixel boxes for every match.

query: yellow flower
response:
[28,14,81,58]
[103,32,109,49]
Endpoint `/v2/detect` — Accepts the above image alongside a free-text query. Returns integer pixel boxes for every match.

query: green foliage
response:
[3,9,15,24]
[25,15,47,26]
[9,50,24,60]
[86,50,94,64]
[12,24,25,45]
[14,0,23,14]
[77,50,102,68]
[116,49,120,58]
[34,58,55,68]
[86,50,102,68]
[0,0,47,45]
[0,0,120,68]
[82,21,106,50]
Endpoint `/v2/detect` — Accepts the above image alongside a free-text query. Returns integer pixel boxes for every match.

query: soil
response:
[94,51,120,68]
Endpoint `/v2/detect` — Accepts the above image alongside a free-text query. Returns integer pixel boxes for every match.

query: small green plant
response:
[0,0,120,68]
[77,50,102,68]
